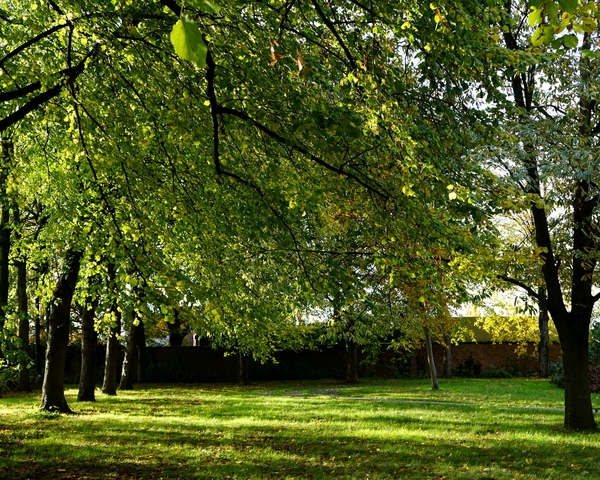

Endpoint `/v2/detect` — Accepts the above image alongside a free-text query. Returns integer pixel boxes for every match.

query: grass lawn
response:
[0,378,598,479]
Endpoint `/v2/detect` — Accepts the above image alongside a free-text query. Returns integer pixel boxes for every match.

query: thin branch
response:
[0,44,100,133]
[0,23,68,67]
[497,274,542,302]
[310,0,357,70]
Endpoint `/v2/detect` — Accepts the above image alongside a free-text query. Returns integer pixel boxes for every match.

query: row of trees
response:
[1,0,599,430]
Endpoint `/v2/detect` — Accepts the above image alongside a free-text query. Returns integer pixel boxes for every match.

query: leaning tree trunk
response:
[119,314,144,391]
[40,249,83,413]
[16,255,30,391]
[425,327,439,390]
[102,303,121,395]
[346,339,359,384]
[78,290,99,401]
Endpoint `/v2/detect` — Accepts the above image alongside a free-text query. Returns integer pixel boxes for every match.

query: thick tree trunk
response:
[538,290,550,378]
[102,303,121,395]
[238,351,250,385]
[425,327,439,390]
[16,257,30,391]
[40,249,83,413]
[558,320,596,431]
[78,292,99,401]
[346,340,359,384]
[119,315,144,390]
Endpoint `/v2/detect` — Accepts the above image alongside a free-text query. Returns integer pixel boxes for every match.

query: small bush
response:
[549,358,564,388]
[481,366,512,378]
[453,354,482,377]
[0,367,41,392]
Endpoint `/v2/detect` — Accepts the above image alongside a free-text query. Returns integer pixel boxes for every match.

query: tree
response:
[417,0,600,430]
[40,248,83,413]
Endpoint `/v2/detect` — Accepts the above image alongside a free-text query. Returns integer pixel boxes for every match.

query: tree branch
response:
[310,0,357,70]
[0,44,99,133]
[0,23,68,67]
[497,274,543,303]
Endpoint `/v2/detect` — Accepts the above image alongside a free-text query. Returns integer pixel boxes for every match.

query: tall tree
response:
[40,248,83,413]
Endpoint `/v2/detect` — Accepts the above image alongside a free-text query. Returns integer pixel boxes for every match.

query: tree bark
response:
[119,313,144,390]
[16,256,30,391]
[443,334,452,378]
[40,249,83,413]
[34,296,43,374]
[78,291,99,401]
[538,289,550,378]
[0,139,11,361]
[0,199,10,360]
[346,339,359,384]
[101,303,121,395]
[559,319,596,430]
[237,351,250,385]
[425,327,439,389]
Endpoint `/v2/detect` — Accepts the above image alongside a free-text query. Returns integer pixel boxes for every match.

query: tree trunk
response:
[554,312,597,431]
[167,309,188,346]
[0,202,10,359]
[16,256,30,391]
[538,289,550,378]
[346,340,359,384]
[0,139,11,360]
[238,350,250,385]
[34,296,43,374]
[137,320,146,383]
[102,303,121,395]
[40,249,83,413]
[78,291,99,401]
[443,334,452,378]
[425,327,439,389]
[119,314,144,390]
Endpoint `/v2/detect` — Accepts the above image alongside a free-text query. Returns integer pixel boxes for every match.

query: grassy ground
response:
[0,378,598,479]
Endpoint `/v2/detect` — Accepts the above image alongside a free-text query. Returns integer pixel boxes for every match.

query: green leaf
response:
[558,0,578,14]
[170,16,207,67]
[189,0,222,14]
[562,33,578,48]
[531,25,555,46]
[527,7,542,26]
[545,2,559,18]
[528,0,544,8]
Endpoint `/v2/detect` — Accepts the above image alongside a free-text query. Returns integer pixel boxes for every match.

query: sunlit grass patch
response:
[0,379,598,479]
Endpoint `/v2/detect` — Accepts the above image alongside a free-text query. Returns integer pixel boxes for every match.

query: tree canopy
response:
[1,0,600,430]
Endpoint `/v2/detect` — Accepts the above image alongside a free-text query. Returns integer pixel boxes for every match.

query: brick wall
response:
[410,342,562,377]
[64,341,561,384]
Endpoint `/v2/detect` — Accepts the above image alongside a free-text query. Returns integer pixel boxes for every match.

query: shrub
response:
[453,354,482,377]
[481,366,512,378]
[549,357,564,388]
[0,366,41,392]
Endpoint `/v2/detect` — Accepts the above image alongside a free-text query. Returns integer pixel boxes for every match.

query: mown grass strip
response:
[0,379,598,479]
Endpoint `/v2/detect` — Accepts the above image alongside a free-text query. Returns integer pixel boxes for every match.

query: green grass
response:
[338,377,592,409]
[0,379,598,479]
